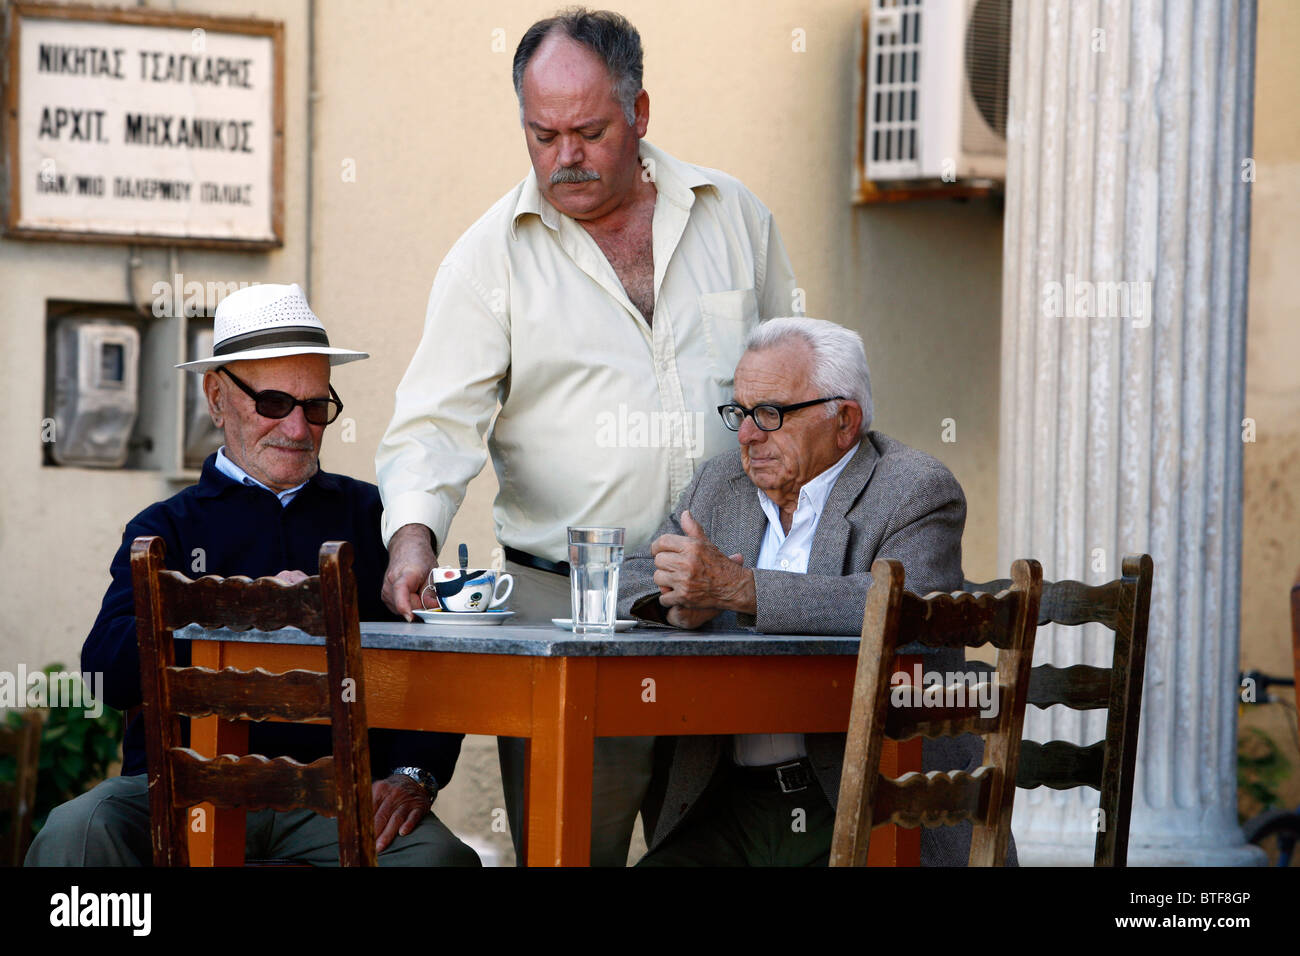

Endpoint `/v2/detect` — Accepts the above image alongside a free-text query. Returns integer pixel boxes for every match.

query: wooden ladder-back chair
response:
[131,535,376,866]
[964,553,1153,866]
[0,710,43,866]
[1291,565,1300,714]
[831,558,1043,866]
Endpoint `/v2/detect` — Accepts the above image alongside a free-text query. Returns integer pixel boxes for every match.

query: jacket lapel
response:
[720,471,767,569]
[806,439,880,576]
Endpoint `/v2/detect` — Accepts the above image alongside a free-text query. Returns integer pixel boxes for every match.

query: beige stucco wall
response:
[1239,0,1300,823]
[2,0,1291,865]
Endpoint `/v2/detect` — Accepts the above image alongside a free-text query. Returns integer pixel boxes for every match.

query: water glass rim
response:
[567,525,625,538]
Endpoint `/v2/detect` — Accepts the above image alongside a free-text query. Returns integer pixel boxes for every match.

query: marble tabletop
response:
[174,620,864,657]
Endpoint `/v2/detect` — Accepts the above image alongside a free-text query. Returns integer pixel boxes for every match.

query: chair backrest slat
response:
[1028,664,1112,710]
[885,679,1005,740]
[968,577,1124,629]
[169,750,339,818]
[1039,579,1124,629]
[156,571,329,634]
[896,591,1022,650]
[166,666,333,723]
[873,767,994,829]
[131,535,376,867]
[1018,739,1106,791]
[886,711,1002,741]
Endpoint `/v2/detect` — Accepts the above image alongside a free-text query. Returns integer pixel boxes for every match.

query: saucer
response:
[551,618,637,633]
[413,609,514,626]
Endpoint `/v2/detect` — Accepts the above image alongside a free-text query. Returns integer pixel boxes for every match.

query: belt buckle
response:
[774,761,810,793]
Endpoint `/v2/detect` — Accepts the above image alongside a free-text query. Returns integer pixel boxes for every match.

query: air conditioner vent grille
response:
[964,0,1012,140]
[867,0,923,171]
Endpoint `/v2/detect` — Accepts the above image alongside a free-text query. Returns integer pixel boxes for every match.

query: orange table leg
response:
[525,657,596,866]
[866,737,923,865]
[186,715,248,866]
[187,641,248,866]
[867,654,924,866]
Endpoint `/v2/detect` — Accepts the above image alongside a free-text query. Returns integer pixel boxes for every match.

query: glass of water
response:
[568,526,625,635]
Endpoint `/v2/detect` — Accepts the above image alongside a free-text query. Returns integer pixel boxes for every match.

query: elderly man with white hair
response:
[618,316,988,866]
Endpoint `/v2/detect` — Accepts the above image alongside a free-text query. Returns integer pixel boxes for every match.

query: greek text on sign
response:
[8,7,282,247]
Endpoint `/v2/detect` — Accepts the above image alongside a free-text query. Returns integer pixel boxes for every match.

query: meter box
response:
[48,318,141,468]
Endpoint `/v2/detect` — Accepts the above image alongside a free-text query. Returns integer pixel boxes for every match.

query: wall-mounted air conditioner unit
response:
[863,0,1011,184]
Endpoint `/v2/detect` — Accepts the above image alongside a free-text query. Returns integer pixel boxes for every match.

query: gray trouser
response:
[24,774,480,867]
[500,559,655,867]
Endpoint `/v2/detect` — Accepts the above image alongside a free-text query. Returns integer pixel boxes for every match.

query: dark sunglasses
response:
[218,366,343,425]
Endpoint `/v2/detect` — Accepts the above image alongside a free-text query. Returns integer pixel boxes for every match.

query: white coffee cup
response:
[422,567,513,613]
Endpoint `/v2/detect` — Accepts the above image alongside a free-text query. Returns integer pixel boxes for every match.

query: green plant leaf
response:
[63,720,88,750]
[57,751,82,779]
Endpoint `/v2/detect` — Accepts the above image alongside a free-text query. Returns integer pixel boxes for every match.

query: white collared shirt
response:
[733,442,860,767]
[375,140,797,559]
[214,446,308,508]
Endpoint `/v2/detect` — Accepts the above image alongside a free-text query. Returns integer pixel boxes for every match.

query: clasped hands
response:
[651,510,756,629]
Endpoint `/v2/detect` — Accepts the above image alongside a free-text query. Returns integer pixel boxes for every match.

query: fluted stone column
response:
[1000,0,1263,865]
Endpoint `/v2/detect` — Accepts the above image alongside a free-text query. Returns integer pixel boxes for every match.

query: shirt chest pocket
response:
[698,288,759,387]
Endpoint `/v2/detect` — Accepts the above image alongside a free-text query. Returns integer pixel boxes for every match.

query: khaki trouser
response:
[499,559,655,866]
[25,774,480,866]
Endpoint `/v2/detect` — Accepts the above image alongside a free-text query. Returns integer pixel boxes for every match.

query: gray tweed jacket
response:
[618,431,1015,866]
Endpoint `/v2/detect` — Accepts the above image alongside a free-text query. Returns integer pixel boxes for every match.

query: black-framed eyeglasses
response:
[717,396,846,432]
[218,366,343,425]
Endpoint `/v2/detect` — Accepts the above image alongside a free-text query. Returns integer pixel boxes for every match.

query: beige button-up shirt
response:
[376,140,797,561]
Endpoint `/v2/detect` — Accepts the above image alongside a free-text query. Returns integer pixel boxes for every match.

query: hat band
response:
[212,326,331,356]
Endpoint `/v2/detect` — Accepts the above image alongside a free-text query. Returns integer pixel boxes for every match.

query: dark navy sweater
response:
[82,454,462,787]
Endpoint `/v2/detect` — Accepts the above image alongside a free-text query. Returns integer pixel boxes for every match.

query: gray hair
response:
[513,8,643,127]
[743,317,873,437]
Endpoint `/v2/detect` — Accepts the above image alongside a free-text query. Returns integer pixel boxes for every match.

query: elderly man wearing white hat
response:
[27,284,479,867]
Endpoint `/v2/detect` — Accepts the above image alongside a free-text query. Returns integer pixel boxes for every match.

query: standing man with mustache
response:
[376,8,798,866]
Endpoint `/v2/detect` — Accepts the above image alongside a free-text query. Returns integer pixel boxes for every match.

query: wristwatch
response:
[391,766,439,799]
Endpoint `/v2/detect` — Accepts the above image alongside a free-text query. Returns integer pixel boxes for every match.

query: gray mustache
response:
[551,167,601,184]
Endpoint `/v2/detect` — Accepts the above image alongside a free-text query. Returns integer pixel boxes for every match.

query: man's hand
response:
[651,510,756,626]
[383,523,436,621]
[664,604,729,630]
[373,773,431,853]
[271,570,309,586]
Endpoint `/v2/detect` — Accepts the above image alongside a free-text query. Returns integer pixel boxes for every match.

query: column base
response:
[1015,838,1269,867]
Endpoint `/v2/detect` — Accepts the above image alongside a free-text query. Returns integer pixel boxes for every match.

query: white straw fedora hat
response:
[176,282,368,371]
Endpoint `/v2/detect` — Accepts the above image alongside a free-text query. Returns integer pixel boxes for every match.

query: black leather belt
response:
[504,547,570,577]
[730,757,815,794]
